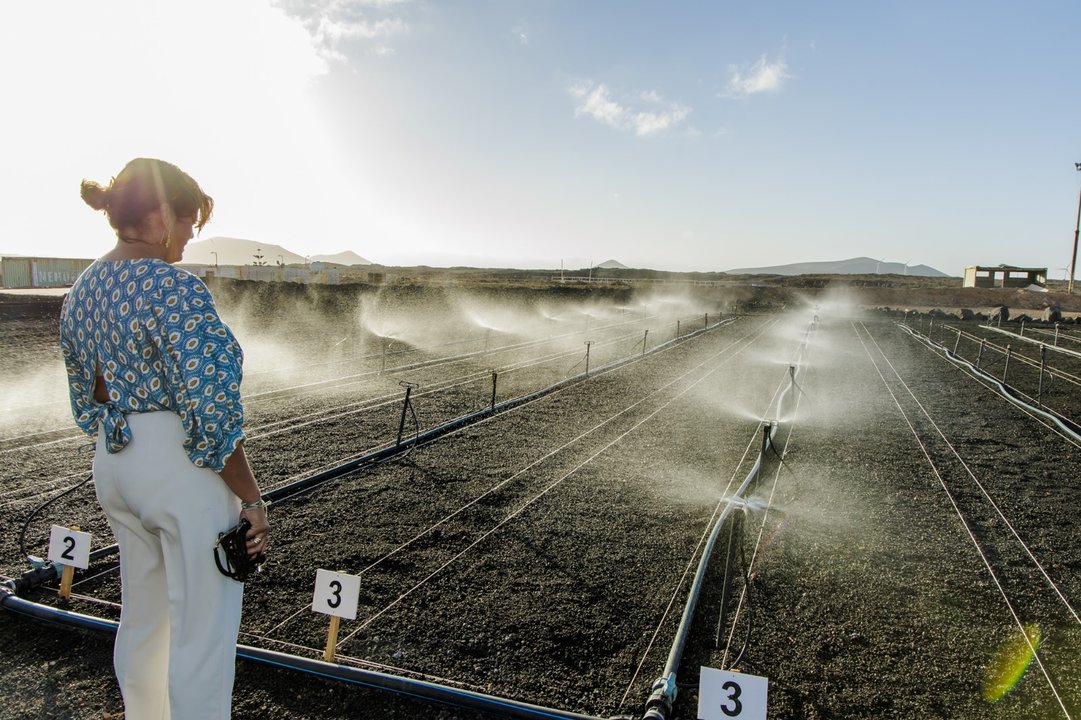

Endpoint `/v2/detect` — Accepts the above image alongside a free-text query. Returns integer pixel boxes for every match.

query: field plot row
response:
[710,315,1081,719]
[2,296,1079,720]
[906,317,1081,426]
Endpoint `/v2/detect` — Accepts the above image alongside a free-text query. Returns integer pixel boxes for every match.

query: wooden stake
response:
[324,615,341,663]
[58,525,79,599]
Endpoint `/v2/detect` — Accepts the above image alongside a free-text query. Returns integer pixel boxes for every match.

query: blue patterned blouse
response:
[60,259,245,472]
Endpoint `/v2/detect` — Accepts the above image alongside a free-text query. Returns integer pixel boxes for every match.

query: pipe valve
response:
[642,673,676,720]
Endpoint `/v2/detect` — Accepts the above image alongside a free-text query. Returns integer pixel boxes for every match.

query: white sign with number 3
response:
[47,525,91,570]
[698,666,768,720]
[312,569,361,620]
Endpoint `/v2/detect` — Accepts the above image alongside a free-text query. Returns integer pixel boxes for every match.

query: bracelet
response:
[241,498,269,511]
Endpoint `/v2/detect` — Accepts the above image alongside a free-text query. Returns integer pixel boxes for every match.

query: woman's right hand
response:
[240,506,270,558]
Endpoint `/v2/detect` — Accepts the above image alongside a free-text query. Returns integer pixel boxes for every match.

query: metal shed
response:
[1,257,94,289]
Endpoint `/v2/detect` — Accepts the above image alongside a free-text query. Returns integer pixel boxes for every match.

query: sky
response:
[2,1,1080,275]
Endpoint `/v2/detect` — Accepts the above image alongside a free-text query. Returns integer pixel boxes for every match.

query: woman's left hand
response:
[241,505,270,558]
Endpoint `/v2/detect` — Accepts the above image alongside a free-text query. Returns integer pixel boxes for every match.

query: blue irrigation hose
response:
[641,315,816,720]
[641,424,776,720]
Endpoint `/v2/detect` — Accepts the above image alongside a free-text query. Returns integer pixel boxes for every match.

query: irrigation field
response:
[1,286,1079,720]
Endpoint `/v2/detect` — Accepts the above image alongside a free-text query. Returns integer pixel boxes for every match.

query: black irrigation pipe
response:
[900,324,1081,444]
[4,316,741,719]
[0,588,606,720]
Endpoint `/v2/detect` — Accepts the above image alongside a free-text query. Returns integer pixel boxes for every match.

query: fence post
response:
[396,384,415,446]
[490,370,498,411]
[953,327,961,355]
[1054,323,1060,346]
[585,341,592,376]
[704,312,709,329]
[1002,345,1012,384]
[676,320,681,339]
[1020,319,1025,337]
[1037,346,1047,407]
[976,339,986,369]
[642,329,649,355]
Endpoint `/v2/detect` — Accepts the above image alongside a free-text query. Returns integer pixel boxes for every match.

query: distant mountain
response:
[309,250,371,266]
[596,259,629,269]
[725,257,948,277]
[183,237,370,267]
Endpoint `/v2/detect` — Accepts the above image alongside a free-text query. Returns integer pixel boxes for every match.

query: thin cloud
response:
[569,82,690,137]
[275,0,410,60]
[726,54,790,95]
[512,24,529,45]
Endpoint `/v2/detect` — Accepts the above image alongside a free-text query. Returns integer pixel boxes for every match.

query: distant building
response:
[963,265,1046,289]
[1,256,94,289]
[181,264,340,285]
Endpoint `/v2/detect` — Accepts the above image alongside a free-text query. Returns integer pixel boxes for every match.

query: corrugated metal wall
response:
[0,257,343,289]
[186,264,341,285]
[1,257,94,289]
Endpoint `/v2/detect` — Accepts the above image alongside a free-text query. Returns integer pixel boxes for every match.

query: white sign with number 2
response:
[698,666,768,720]
[312,569,361,620]
[47,525,91,570]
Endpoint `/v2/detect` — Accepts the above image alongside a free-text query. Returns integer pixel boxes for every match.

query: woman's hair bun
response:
[81,158,212,232]
[80,180,110,211]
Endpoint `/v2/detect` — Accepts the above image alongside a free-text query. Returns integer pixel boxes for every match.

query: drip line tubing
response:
[0,588,606,720]
[900,324,1081,444]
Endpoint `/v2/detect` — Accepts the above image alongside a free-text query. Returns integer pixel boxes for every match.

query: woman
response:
[59,158,269,719]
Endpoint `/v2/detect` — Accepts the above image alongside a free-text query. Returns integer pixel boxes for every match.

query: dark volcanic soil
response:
[1,281,1079,720]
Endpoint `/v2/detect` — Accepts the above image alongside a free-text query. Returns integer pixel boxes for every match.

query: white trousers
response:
[94,411,244,720]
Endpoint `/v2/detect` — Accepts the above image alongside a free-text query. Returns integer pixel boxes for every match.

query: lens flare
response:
[983,623,1040,703]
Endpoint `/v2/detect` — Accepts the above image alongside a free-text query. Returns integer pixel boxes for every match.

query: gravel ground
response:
[1,285,1078,720]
